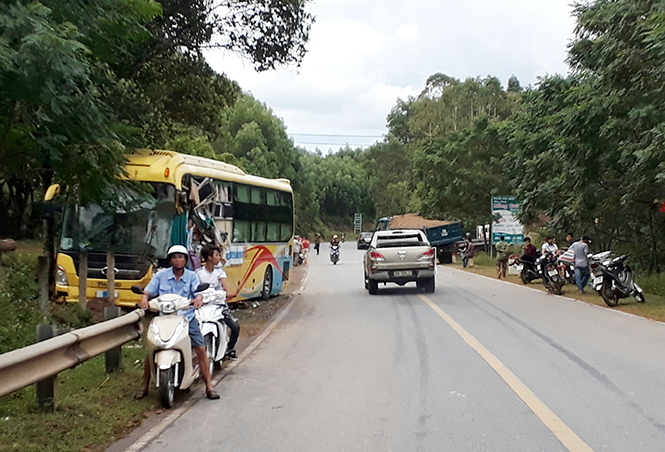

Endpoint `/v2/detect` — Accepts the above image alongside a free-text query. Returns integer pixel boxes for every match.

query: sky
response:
[205,0,578,153]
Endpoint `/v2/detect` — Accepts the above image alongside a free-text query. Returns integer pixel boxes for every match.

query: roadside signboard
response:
[354,213,362,233]
[491,196,524,244]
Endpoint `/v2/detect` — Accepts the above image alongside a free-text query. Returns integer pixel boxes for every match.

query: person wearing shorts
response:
[136,245,219,400]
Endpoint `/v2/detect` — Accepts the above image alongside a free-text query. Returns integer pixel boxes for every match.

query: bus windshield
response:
[60,183,176,256]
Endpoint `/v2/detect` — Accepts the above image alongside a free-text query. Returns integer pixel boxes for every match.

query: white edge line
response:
[439,265,665,325]
[123,265,311,452]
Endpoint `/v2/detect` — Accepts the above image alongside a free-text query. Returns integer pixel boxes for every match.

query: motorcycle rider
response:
[196,244,241,361]
[331,234,340,246]
[570,235,591,294]
[136,245,220,400]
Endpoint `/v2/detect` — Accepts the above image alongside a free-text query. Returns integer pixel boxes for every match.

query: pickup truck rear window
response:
[376,235,427,248]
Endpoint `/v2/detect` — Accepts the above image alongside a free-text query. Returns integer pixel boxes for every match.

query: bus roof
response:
[125,150,293,192]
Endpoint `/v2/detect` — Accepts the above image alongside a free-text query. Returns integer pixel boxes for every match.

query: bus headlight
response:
[56,265,68,286]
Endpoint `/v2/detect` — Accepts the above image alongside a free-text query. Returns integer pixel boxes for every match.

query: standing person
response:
[460,233,475,268]
[314,233,321,255]
[495,235,510,278]
[196,244,240,361]
[301,237,310,261]
[341,233,346,242]
[570,235,591,294]
[541,236,559,256]
[137,245,219,400]
[564,232,575,250]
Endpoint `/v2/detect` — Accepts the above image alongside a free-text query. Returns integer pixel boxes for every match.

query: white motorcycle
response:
[196,288,230,376]
[132,283,209,408]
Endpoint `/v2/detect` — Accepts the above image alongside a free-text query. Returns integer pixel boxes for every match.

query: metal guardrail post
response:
[104,306,122,373]
[0,310,144,399]
[37,255,49,318]
[106,250,115,305]
[35,324,55,411]
[78,251,88,310]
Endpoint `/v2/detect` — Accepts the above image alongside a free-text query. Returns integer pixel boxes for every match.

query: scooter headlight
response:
[160,300,177,315]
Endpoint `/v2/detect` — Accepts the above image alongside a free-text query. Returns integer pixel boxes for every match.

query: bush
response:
[637,273,665,298]
[0,253,42,354]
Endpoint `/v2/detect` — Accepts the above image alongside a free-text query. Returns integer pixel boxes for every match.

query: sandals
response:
[134,389,149,400]
[206,390,220,400]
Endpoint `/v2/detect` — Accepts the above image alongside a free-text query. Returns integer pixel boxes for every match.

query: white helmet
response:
[167,245,189,262]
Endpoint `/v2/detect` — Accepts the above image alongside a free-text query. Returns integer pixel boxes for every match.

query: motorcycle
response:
[590,253,645,307]
[330,244,340,265]
[132,283,209,408]
[196,288,230,375]
[538,252,564,295]
[512,256,541,284]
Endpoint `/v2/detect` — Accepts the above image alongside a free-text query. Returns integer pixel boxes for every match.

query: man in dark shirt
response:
[522,237,538,262]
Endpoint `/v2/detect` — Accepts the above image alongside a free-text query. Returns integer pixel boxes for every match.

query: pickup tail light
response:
[370,251,385,271]
[419,248,436,268]
[370,251,385,261]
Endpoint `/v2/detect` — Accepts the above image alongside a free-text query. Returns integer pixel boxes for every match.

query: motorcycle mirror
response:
[131,285,144,295]
[195,283,210,293]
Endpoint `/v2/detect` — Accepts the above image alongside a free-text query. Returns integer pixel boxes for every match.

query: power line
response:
[295,141,374,146]
[289,133,384,138]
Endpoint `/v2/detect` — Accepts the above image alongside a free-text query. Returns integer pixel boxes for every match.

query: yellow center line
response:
[419,294,595,452]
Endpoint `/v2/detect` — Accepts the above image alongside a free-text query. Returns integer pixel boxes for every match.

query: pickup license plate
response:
[96,290,119,298]
[394,270,412,277]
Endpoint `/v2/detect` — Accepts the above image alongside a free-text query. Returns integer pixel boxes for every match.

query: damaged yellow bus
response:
[53,150,294,307]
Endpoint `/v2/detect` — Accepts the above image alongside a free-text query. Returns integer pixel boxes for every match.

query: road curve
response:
[135,242,665,452]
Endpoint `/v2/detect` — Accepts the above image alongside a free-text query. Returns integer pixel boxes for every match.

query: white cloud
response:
[205,0,576,152]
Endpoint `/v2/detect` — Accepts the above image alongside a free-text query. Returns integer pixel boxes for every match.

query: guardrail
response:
[0,309,144,407]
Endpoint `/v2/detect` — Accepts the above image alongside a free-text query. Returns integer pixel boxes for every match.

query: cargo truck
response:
[375,214,464,264]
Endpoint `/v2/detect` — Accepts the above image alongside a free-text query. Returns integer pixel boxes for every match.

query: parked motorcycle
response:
[330,244,340,265]
[132,283,209,408]
[538,253,564,295]
[196,288,230,375]
[512,256,541,284]
[590,253,645,307]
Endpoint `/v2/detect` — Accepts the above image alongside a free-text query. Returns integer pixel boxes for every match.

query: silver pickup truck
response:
[363,229,436,294]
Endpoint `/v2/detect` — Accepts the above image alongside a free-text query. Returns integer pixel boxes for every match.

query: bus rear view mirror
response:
[44,184,60,201]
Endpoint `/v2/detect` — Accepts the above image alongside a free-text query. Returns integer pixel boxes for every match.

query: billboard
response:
[492,196,524,244]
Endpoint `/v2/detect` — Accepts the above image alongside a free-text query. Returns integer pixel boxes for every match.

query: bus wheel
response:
[261,267,272,300]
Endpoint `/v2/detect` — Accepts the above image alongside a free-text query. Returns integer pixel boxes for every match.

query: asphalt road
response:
[136,242,665,452]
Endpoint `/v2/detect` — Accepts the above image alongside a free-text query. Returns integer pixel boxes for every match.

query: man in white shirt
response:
[197,244,240,361]
[541,236,559,256]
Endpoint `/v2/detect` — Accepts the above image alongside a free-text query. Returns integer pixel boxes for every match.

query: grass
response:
[453,253,665,323]
[0,241,158,452]
[0,341,155,452]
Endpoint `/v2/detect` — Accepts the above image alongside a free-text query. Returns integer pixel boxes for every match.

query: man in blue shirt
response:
[570,235,591,294]
[136,245,219,400]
